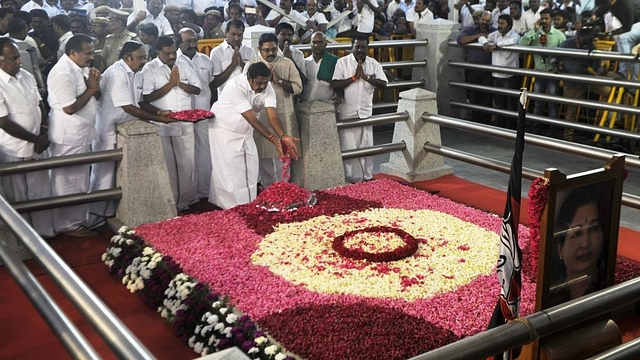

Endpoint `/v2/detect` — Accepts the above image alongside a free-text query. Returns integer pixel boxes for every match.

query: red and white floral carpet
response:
[104,179,640,360]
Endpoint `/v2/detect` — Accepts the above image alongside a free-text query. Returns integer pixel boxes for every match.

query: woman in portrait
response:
[548,186,609,307]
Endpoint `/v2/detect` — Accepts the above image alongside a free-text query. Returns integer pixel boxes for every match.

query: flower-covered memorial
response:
[103,179,640,359]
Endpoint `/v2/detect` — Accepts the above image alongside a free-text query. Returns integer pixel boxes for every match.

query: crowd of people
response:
[0,0,392,239]
[456,0,638,140]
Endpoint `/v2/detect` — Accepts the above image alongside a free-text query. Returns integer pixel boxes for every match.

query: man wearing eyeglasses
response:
[244,32,302,188]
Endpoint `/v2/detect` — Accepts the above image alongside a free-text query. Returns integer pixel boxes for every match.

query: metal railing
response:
[409,277,640,360]
[423,114,640,210]
[0,194,155,359]
[337,111,410,160]
[0,149,124,213]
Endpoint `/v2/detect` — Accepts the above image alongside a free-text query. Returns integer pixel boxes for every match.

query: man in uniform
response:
[47,34,101,236]
[331,34,387,183]
[209,62,298,209]
[245,32,302,187]
[0,38,53,237]
[103,8,140,68]
[141,35,200,211]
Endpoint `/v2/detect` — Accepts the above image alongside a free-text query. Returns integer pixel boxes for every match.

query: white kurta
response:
[48,55,97,233]
[209,74,276,209]
[210,41,256,95]
[301,54,336,102]
[333,54,387,183]
[142,57,200,210]
[178,49,214,199]
[88,59,141,227]
[0,68,53,237]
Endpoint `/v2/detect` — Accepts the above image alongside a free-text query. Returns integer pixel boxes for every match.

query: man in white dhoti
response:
[88,41,173,228]
[245,32,302,188]
[177,28,214,201]
[48,34,100,237]
[331,34,387,183]
[0,38,54,238]
[141,35,200,211]
[209,62,299,209]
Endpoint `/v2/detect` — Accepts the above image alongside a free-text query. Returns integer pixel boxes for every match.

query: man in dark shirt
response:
[550,31,611,141]
[456,10,496,124]
[28,8,58,73]
[594,0,640,79]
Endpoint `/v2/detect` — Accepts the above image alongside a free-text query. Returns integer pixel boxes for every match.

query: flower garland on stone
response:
[332,225,420,262]
[526,177,549,282]
[103,227,292,359]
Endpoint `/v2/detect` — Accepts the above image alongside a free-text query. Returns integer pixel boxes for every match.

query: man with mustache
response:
[479,13,520,129]
[331,34,387,183]
[0,38,53,237]
[88,41,173,227]
[457,10,495,124]
[177,28,214,201]
[519,8,565,132]
[245,32,302,188]
[210,19,255,95]
[47,34,101,237]
[141,35,201,211]
[209,62,298,209]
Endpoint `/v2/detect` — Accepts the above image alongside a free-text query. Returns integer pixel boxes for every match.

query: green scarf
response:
[316,51,338,82]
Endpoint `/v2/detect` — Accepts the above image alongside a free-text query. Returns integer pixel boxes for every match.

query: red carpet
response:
[1,174,638,359]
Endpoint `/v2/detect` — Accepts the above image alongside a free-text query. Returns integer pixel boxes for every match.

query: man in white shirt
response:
[47,34,101,237]
[479,13,520,128]
[210,19,255,95]
[177,28,214,201]
[88,40,173,227]
[141,35,200,211]
[355,0,379,35]
[245,32,302,187]
[276,22,306,83]
[266,0,309,36]
[407,0,434,37]
[127,0,173,36]
[51,14,73,60]
[455,0,483,28]
[302,31,337,102]
[329,0,357,37]
[0,38,53,237]
[209,62,297,209]
[301,0,328,42]
[331,34,387,183]
[522,0,541,31]
[491,0,509,26]
[510,1,526,34]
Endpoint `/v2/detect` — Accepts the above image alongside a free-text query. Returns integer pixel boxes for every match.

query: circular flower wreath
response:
[332,226,420,262]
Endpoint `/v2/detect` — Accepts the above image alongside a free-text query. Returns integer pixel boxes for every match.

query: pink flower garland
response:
[170,109,214,122]
[526,177,549,282]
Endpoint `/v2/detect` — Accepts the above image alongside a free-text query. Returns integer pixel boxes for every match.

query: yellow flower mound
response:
[252,208,500,301]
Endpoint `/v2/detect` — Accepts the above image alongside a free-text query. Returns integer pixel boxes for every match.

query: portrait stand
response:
[519,155,626,360]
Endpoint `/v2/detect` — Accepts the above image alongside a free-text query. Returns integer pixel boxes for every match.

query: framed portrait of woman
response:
[535,155,626,312]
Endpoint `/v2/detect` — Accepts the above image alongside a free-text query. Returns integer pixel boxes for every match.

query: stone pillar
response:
[380,88,452,182]
[115,120,176,228]
[413,19,466,119]
[291,101,346,191]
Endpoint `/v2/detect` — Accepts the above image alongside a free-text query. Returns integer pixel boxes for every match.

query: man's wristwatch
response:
[278,79,284,84]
